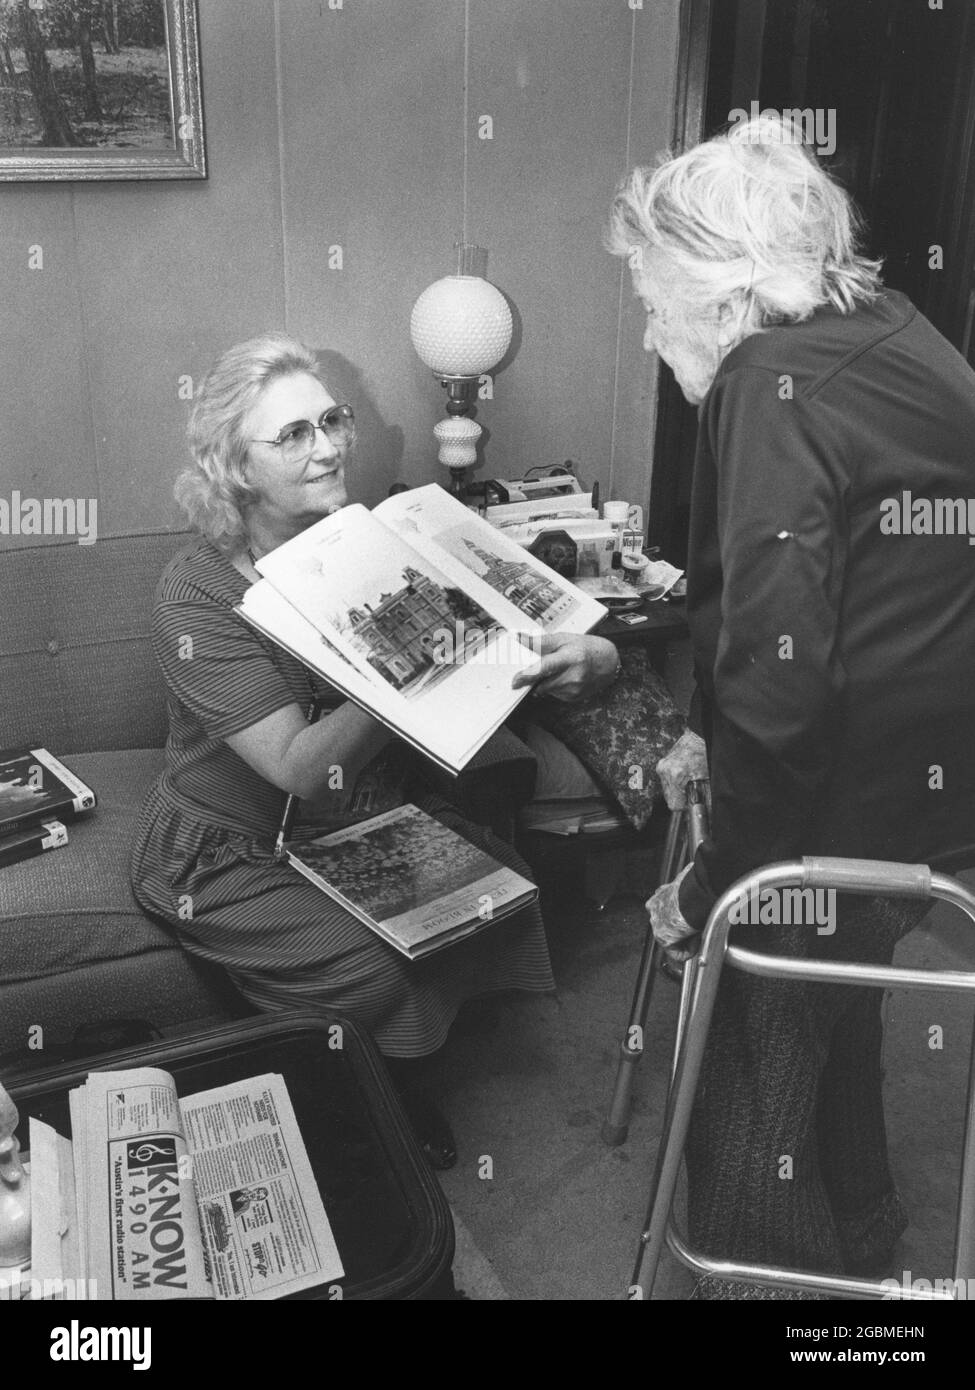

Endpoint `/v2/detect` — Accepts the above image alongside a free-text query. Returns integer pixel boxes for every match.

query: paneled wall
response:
[0,0,680,546]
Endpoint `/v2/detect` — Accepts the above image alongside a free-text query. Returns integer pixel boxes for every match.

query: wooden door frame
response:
[929,1,975,358]
[648,0,711,557]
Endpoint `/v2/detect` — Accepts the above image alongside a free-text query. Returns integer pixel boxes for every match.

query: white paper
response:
[180,1073,344,1300]
[27,1119,83,1299]
[28,1118,64,1295]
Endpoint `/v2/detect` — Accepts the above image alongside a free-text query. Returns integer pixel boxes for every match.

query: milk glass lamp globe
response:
[410,275,513,377]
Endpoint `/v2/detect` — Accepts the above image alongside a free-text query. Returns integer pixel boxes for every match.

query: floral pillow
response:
[527,646,686,830]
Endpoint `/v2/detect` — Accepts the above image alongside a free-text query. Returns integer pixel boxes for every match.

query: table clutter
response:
[471,470,683,598]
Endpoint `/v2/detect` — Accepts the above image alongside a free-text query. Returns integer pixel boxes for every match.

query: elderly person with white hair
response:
[130,332,560,1169]
[524,115,975,1296]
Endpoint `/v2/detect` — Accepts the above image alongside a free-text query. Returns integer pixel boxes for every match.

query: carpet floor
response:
[434,849,975,1301]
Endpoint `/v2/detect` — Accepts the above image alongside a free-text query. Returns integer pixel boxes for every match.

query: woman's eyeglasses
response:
[252,404,355,464]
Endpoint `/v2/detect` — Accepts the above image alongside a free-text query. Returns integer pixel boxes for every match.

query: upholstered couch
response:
[0,530,545,1063]
[0,532,250,1062]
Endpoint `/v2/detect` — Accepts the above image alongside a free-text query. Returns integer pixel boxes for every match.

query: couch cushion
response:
[0,748,170,982]
[0,531,190,753]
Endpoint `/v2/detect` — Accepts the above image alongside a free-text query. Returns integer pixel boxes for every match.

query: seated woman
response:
[129,332,613,1165]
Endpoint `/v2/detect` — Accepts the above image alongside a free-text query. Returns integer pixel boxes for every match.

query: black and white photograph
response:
[3,0,975,1346]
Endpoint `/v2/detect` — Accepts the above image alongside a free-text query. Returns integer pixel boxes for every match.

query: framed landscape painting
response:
[0,0,205,180]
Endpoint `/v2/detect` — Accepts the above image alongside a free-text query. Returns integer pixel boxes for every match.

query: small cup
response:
[621,552,649,585]
[602,501,630,526]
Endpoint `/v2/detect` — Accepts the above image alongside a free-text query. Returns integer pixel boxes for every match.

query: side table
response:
[594,596,688,674]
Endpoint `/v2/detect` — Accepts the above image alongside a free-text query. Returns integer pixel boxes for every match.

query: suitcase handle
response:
[801,856,932,897]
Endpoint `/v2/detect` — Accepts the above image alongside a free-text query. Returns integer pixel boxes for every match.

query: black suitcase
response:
[8,1011,456,1301]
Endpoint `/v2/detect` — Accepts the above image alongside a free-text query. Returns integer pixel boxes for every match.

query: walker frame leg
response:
[630,859,975,1301]
[601,807,686,1146]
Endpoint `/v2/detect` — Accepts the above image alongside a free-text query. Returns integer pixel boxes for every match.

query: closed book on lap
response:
[0,747,96,837]
[287,803,537,960]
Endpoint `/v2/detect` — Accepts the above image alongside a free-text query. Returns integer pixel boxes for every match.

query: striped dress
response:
[129,537,554,1058]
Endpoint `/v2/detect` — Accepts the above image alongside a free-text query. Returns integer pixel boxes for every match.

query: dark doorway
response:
[651,0,975,566]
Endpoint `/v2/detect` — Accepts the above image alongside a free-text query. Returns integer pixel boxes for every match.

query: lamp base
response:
[429,375,485,506]
[445,468,470,500]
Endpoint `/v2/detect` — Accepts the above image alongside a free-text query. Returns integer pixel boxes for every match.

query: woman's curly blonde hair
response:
[175,332,321,552]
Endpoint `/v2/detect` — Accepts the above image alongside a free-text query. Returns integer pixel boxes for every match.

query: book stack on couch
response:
[0,748,96,869]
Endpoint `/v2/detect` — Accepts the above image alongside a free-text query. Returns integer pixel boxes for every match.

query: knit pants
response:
[684,894,929,1300]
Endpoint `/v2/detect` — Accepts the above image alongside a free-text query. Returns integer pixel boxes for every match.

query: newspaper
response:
[11,1069,343,1301]
[180,1073,343,1299]
[81,1068,213,1300]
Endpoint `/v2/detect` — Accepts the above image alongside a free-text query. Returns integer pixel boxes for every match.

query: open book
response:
[288,803,537,959]
[20,1070,342,1301]
[237,485,606,773]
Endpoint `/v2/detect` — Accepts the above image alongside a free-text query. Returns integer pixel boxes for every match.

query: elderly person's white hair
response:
[608,114,883,335]
[174,332,322,552]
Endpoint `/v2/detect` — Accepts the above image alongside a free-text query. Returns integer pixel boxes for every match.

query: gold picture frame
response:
[0,0,205,181]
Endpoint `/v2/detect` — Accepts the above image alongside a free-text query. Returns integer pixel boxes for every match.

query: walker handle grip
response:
[685,779,710,855]
[801,857,932,898]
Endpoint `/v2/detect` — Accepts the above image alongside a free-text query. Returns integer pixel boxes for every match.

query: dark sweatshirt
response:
[679,289,975,931]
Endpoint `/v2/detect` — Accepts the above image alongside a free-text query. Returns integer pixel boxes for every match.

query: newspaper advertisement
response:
[180,1073,344,1299]
[82,1068,212,1300]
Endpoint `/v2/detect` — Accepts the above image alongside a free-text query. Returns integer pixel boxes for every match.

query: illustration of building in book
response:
[339,565,499,695]
[456,538,579,626]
